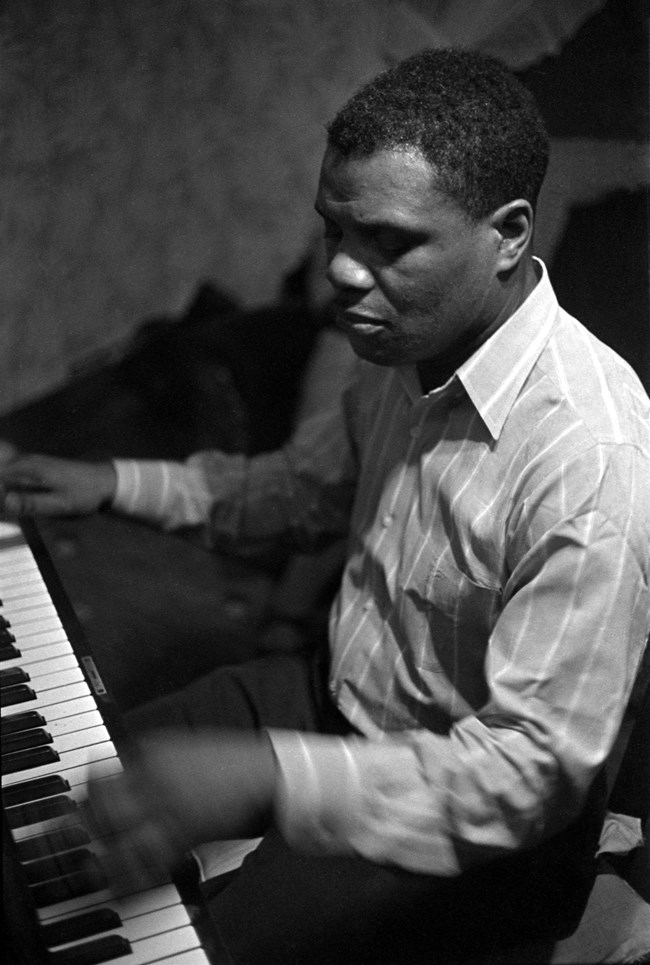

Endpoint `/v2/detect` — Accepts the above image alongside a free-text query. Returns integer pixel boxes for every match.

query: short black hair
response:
[326,47,549,221]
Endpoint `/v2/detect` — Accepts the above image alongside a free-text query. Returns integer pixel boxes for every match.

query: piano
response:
[1,517,211,965]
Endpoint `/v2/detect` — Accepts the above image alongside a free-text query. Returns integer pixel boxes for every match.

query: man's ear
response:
[490,199,534,272]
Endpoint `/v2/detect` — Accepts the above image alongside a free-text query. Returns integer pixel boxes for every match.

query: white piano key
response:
[43,911,208,964]
[35,693,100,723]
[47,709,106,737]
[3,640,76,670]
[1,679,92,718]
[48,903,194,951]
[1,577,46,599]
[50,724,112,754]
[27,665,87,691]
[2,596,58,627]
[149,951,209,965]
[2,585,55,606]
[0,560,43,584]
[8,651,78,677]
[0,550,42,574]
[0,541,43,557]
[128,923,206,963]
[119,901,194,940]
[11,624,69,649]
[0,549,42,566]
[1,566,46,589]
[5,611,62,634]
[40,882,185,924]
[37,879,187,925]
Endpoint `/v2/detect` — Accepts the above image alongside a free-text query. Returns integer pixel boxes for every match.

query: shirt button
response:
[382,513,393,527]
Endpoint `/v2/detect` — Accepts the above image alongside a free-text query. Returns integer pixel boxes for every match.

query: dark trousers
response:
[124,650,604,965]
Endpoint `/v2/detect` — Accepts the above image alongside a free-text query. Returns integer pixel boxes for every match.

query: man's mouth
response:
[336,310,387,337]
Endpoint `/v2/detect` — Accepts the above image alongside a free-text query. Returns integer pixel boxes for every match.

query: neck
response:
[416,257,540,394]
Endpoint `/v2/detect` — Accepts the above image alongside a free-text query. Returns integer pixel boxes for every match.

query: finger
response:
[0,459,48,486]
[2,490,69,517]
[83,774,141,839]
[82,790,181,896]
[97,823,177,896]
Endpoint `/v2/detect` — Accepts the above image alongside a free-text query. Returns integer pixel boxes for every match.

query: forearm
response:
[269,722,566,876]
[111,436,353,548]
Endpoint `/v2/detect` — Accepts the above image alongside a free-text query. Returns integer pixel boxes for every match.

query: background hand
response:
[0,450,116,517]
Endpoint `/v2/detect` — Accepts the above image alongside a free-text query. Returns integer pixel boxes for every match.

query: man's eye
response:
[375,232,410,255]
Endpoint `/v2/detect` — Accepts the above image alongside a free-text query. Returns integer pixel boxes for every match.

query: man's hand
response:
[84,730,277,894]
[0,448,117,517]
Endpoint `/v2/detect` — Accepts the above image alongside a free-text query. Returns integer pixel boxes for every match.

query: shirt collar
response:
[395,259,559,437]
[456,258,559,440]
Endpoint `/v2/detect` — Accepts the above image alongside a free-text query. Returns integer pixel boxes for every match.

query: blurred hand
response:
[84,730,277,895]
[0,450,116,517]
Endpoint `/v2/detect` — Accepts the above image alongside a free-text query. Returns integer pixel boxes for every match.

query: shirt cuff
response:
[112,460,169,519]
[267,729,364,857]
[111,458,216,528]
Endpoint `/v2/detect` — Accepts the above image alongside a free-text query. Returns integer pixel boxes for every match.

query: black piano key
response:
[1,683,36,707]
[49,933,132,965]
[6,793,77,829]
[1,625,17,639]
[31,863,107,907]
[16,824,91,862]
[25,846,97,885]
[0,642,21,660]
[0,615,11,628]
[2,743,59,775]
[1,709,48,737]
[2,727,53,755]
[2,772,69,807]
[41,908,123,949]
[0,666,30,688]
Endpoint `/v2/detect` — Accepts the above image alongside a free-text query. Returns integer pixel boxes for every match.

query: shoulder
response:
[535,309,650,448]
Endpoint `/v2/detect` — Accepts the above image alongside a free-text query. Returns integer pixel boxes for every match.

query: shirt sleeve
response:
[110,387,358,548]
[111,454,245,534]
[269,442,650,876]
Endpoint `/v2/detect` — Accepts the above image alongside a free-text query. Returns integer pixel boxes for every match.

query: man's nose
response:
[326,251,374,292]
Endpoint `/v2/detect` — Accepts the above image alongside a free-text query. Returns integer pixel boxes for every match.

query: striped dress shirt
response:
[113,261,650,875]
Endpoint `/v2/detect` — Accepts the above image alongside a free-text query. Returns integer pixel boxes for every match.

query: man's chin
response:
[346,333,401,367]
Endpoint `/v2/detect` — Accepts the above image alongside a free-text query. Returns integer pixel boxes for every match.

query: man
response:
[2,48,649,964]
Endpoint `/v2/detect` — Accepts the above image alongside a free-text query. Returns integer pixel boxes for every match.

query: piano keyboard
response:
[1,519,210,965]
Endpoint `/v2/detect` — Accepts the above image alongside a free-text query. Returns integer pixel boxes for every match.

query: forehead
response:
[316,146,463,226]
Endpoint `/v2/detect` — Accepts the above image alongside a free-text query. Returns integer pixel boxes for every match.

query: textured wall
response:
[0,0,395,411]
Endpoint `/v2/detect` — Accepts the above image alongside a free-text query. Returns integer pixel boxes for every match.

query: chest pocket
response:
[422,561,503,700]
[429,560,502,632]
